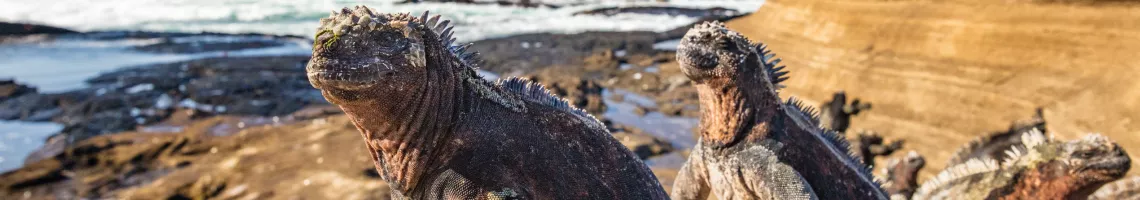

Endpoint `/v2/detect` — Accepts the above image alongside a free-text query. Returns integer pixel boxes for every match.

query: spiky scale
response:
[427,15,441,27]
[436,20,450,31]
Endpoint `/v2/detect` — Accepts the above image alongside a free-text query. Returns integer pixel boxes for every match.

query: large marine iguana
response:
[305,6,668,199]
[912,128,1130,200]
[669,21,888,200]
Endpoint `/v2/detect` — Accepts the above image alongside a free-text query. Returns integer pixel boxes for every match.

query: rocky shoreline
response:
[0,5,746,198]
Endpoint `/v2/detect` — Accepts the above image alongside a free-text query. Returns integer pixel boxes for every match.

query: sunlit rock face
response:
[727,0,1140,178]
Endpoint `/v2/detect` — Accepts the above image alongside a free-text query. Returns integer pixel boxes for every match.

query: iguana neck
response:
[695,68,782,148]
[338,39,468,194]
[992,162,1098,200]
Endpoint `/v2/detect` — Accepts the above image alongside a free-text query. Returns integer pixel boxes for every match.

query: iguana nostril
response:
[697,56,718,70]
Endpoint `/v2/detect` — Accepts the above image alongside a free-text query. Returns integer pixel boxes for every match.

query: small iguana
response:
[852,130,905,167]
[819,91,871,133]
[305,6,668,199]
[1090,175,1140,200]
[912,128,1131,200]
[880,151,926,200]
[670,21,888,200]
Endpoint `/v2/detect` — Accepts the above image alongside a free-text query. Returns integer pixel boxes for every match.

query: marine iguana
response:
[880,151,926,200]
[1090,176,1140,200]
[852,130,905,167]
[819,91,871,133]
[912,128,1131,200]
[669,21,888,199]
[305,6,668,199]
[945,109,1047,166]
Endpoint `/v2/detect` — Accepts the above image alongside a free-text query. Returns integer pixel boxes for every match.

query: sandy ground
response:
[726,0,1140,179]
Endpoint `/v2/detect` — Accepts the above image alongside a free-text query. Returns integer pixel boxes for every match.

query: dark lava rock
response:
[0,91,87,121]
[132,36,290,54]
[0,79,36,102]
[470,31,660,74]
[0,22,77,36]
[573,6,741,18]
[0,56,325,145]
[48,56,326,142]
[396,0,572,8]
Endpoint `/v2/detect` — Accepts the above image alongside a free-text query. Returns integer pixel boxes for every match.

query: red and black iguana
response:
[912,128,1130,200]
[669,21,888,200]
[305,6,668,199]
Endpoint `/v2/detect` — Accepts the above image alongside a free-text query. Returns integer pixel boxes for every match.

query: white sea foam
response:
[0,0,762,42]
[0,121,63,173]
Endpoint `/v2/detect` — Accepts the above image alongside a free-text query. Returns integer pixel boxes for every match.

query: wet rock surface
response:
[0,12,731,198]
[0,79,36,102]
[573,6,741,18]
[470,31,662,75]
[0,22,77,36]
[0,55,324,146]
[0,114,388,200]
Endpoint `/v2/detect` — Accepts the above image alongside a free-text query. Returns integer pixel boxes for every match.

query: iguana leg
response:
[736,145,818,200]
[672,152,712,200]
[416,169,527,200]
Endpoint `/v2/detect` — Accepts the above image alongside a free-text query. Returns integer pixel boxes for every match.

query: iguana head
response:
[676,21,790,145]
[307,6,464,104]
[1049,134,1130,183]
[886,151,926,183]
[883,151,926,199]
[1006,133,1131,198]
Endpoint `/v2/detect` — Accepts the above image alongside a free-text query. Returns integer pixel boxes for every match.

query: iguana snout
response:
[676,21,752,83]
[1062,134,1131,179]
[306,7,428,100]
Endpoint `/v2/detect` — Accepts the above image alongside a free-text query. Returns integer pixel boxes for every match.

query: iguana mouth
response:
[306,59,395,91]
[1080,152,1130,176]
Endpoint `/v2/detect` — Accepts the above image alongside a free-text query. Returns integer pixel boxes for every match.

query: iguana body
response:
[819,91,871,133]
[945,109,1047,166]
[880,151,925,200]
[912,129,1130,200]
[670,21,888,200]
[852,130,904,167]
[305,6,667,199]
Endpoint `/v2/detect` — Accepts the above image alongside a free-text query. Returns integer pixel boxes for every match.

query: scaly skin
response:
[881,151,926,200]
[946,109,1047,166]
[1090,176,1140,200]
[306,6,667,199]
[670,21,888,200]
[912,129,1130,200]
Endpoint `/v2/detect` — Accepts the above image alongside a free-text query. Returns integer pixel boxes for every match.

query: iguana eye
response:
[375,32,408,56]
[1073,150,1096,159]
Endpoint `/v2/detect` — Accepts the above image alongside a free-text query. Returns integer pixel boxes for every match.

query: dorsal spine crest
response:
[496,77,606,129]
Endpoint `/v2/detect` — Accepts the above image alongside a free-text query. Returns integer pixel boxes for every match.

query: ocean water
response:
[0,0,763,42]
[0,121,63,173]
